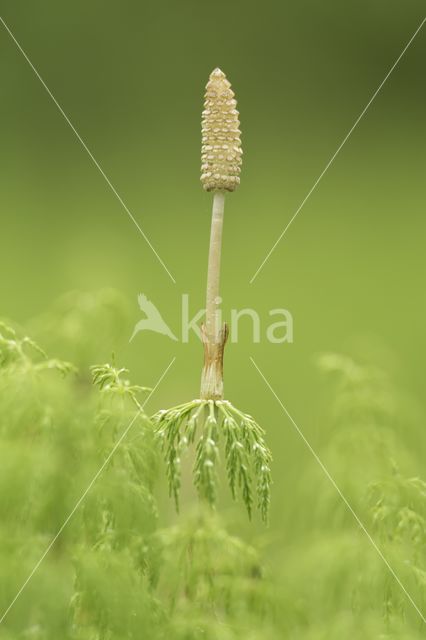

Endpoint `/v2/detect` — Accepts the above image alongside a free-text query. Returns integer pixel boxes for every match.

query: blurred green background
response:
[1,0,426,540]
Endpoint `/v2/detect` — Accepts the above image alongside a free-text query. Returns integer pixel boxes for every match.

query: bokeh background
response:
[1,0,426,619]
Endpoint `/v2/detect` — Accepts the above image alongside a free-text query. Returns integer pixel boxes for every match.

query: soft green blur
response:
[1,1,426,637]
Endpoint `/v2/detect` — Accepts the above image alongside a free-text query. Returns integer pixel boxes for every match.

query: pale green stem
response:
[200,192,228,400]
[205,191,225,340]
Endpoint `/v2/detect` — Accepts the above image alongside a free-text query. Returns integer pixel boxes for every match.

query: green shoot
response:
[154,399,272,522]
[91,362,151,411]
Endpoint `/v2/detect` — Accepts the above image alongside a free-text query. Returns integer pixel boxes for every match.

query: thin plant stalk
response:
[201,191,227,400]
[205,191,225,340]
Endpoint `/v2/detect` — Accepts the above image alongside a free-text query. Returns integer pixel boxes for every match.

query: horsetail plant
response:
[154,69,272,522]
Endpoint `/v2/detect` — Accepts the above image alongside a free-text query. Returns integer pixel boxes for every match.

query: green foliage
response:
[153,399,272,522]
[0,325,89,639]
[0,316,274,639]
[71,374,160,640]
[0,321,75,376]
[274,352,426,637]
[150,510,274,639]
[3,299,426,639]
[91,361,151,410]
